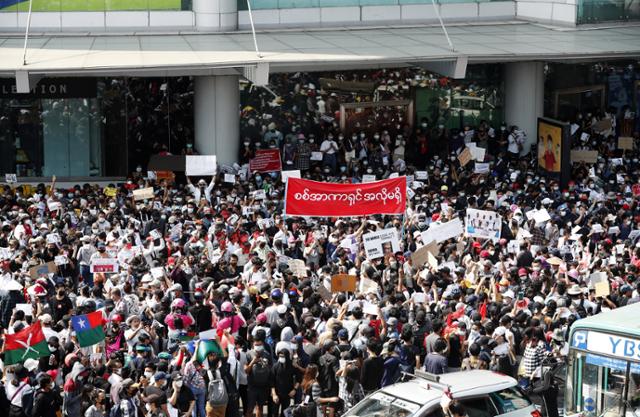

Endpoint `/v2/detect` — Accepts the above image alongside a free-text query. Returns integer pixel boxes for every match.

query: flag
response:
[71,311,105,347]
[4,321,50,365]
[446,307,466,327]
[195,339,224,363]
[479,301,488,320]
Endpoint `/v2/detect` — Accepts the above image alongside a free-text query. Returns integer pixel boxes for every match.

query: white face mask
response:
[254,345,264,352]
[278,357,286,364]
[144,371,153,379]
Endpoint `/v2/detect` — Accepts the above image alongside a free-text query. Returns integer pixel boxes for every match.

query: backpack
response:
[251,356,270,387]
[208,370,229,406]
[109,398,133,417]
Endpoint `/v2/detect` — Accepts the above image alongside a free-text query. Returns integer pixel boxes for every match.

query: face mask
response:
[144,371,153,379]
[254,345,264,352]
[360,133,365,138]
[309,139,314,144]
[109,202,116,209]
[278,357,286,364]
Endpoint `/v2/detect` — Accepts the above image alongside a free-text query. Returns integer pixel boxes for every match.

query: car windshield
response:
[344,392,421,417]
[489,387,532,414]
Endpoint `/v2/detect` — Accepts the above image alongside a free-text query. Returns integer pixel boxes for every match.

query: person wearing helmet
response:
[216,301,246,337]
[264,289,283,325]
[165,299,195,350]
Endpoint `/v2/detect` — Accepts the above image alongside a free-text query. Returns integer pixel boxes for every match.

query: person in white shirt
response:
[320,134,339,174]
[40,314,60,341]
[507,126,522,160]
[186,176,215,204]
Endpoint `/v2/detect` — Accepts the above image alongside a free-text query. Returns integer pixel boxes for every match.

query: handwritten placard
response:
[133,187,154,201]
[331,274,357,293]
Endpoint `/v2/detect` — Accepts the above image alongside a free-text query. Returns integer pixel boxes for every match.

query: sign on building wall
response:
[0,78,97,98]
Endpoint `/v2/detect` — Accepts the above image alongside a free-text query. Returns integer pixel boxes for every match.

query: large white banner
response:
[421,218,464,244]
[363,228,401,260]
[186,155,217,176]
[465,208,501,241]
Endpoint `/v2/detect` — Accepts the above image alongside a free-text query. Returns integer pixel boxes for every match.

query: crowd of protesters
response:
[0,66,640,417]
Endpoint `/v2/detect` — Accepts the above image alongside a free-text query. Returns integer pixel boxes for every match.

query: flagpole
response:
[22,0,34,66]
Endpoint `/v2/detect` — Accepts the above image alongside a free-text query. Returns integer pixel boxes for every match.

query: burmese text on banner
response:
[250,149,282,173]
[285,177,406,217]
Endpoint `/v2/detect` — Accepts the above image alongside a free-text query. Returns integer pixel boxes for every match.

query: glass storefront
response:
[0,78,106,178]
[415,64,505,130]
[545,61,640,129]
[0,76,195,180]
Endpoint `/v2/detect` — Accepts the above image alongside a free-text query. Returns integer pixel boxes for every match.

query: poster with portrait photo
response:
[363,228,401,260]
[537,117,571,188]
[465,208,501,241]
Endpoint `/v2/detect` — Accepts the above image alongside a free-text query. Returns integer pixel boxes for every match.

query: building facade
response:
[0,0,639,181]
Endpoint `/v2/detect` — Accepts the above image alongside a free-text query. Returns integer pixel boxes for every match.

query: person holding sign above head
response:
[187,176,216,204]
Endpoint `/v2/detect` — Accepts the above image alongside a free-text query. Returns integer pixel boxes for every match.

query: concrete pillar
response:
[192,0,237,31]
[504,62,545,154]
[194,75,240,166]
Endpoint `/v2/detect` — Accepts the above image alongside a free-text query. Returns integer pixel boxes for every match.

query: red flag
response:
[479,301,487,320]
[446,307,466,327]
[4,321,49,365]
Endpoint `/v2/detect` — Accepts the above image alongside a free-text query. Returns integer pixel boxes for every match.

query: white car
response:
[343,370,540,417]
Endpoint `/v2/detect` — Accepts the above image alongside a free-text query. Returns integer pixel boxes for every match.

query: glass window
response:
[459,397,496,417]
[488,387,532,414]
[0,77,133,179]
[343,392,420,417]
[566,349,640,417]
